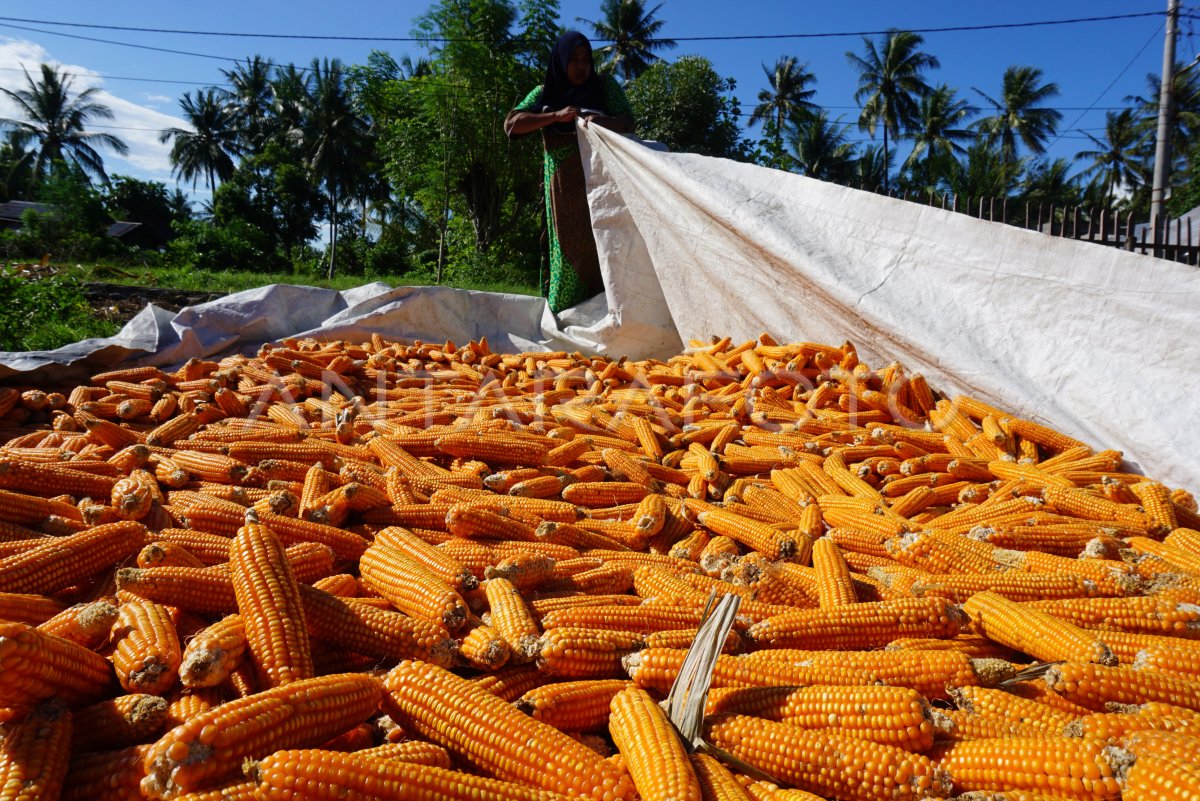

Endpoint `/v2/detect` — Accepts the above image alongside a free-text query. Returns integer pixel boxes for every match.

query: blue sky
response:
[0,1,1183,202]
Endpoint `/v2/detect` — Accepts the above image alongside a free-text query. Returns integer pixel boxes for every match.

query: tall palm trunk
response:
[881,126,889,192]
[326,177,338,280]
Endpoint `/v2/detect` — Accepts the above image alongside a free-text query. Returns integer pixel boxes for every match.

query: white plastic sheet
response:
[3,121,1197,488]
[577,124,1200,490]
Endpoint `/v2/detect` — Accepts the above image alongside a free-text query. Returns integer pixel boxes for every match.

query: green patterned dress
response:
[507,75,634,312]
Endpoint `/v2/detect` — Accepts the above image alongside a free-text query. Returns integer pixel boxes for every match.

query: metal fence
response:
[870,190,1200,266]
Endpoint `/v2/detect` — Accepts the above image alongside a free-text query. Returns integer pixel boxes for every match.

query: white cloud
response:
[0,38,189,181]
[143,93,173,105]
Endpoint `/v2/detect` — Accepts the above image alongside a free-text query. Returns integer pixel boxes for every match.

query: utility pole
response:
[1150,0,1180,256]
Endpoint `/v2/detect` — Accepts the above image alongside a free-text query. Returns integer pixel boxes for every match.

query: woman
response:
[506,31,635,313]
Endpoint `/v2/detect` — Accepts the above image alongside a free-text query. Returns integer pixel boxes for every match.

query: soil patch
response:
[84,282,225,327]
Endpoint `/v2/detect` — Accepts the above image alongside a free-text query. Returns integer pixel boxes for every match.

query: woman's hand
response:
[553,106,579,124]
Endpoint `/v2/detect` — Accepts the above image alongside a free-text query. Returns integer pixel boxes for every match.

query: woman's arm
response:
[505,106,579,137]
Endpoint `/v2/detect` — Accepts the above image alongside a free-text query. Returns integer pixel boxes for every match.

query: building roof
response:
[0,200,51,220]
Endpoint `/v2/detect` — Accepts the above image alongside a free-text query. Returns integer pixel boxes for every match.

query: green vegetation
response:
[0,266,118,352]
[78,263,539,297]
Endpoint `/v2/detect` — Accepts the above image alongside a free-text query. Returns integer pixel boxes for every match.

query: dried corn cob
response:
[140,672,384,798]
[382,659,634,801]
[230,519,313,687]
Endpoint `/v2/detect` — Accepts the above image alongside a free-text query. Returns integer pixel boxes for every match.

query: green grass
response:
[0,266,119,352]
[0,260,541,352]
[81,263,541,298]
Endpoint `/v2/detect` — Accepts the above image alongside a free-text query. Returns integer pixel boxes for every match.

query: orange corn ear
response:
[695,508,799,560]
[516,679,634,732]
[435,432,550,466]
[624,648,876,695]
[179,614,247,688]
[689,752,754,801]
[137,541,206,570]
[962,591,1116,666]
[1123,754,1200,801]
[251,749,569,801]
[0,622,114,708]
[0,520,145,594]
[947,685,1076,734]
[112,473,155,520]
[0,458,117,499]
[704,714,950,801]
[0,698,73,801]
[1042,662,1200,713]
[459,622,510,671]
[746,597,964,649]
[705,684,935,752]
[632,493,668,537]
[383,659,634,801]
[373,525,477,591]
[483,577,541,661]
[934,736,1125,799]
[112,600,183,696]
[140,672,384,799]
[37,599,119,648]
[812,536,858,607]
[116,566,237,615]
[298,585,457,668]
[72,693,168,752]
[470,664,548,702]
[359,543,468,631]
[230,520,314,688]
[1121,729,1200,763]
[0,591,66,625]
[485,551,556,591]
[537,627,645,679]
[744,647,998,702]
[62,744,152,801]
[609,686,701,801]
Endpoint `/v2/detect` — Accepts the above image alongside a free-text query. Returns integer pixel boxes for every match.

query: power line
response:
[0,11,1168,44]
[0,64,1151,117]
[0,65,223,87]
[1045,17,1163,151]
[0,21,242,62]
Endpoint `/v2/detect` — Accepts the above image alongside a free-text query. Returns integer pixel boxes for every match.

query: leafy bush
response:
[166,219,273,272]
[0,266,117,351]
[326,232,412,278]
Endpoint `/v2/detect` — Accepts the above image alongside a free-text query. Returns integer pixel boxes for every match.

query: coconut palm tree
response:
[160,88,241,191]
[1021,157,1082,208]
[787,110,855,182]
[973,66,1062,163]
[750,57,817,162]
[943,140,1021,199]
[221,55,274,150]
[1074,109,1150,205]
[581,0,677,82]
[302,58,370,279]
[1128,63,1200,169]
[852,143,894,192]
[846,30,939,192]
[270,63,313,140]
[903,84,975,191]
[0,63,129,187]
[750,57,818,131]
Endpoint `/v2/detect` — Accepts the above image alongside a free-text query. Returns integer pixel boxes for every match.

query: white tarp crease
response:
[3,122,1197,488]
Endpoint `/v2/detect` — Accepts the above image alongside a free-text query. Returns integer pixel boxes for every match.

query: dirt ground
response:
[84,282,225,327]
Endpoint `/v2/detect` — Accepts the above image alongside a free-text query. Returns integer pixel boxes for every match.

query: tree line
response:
[1,0,1196,289]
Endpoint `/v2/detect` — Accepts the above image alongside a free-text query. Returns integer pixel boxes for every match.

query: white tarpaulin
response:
[577,124,1200,490]
[3,121,1197,488]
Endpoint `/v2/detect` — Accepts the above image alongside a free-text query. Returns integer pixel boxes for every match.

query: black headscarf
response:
[539,30,606,112]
